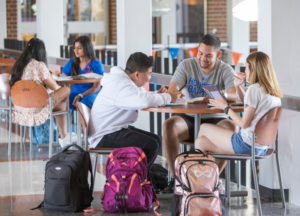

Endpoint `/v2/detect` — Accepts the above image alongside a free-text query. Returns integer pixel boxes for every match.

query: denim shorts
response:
[231,131,267,156]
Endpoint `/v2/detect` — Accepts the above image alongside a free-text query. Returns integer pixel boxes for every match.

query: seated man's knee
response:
[163,118,176,133]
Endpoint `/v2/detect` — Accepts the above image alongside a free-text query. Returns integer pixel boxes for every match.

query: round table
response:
[143,103,244,140]
[56,78,100,85]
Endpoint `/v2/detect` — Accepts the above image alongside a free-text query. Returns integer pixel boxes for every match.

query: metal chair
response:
[8,80,71,157]
[211,107,285,216]
[75,102,114,192]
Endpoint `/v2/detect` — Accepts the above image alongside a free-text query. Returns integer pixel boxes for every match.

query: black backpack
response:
[31,144,94,212]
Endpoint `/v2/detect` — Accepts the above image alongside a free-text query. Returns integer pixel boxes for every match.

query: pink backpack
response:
[100,147,161,214]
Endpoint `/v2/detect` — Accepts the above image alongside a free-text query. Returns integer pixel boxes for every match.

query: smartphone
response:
[206,105,212,109]
[231,103,244,106]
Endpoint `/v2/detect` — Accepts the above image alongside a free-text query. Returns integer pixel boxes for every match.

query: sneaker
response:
[161,178,175,194]
[59,136,71,148]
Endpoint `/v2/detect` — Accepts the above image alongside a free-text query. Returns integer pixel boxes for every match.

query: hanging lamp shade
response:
[232,0,258,21]
[152,0,171,17]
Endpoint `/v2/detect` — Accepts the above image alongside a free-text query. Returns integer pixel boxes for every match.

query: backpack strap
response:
[30,201,43,210]
[174,175,191,192]
[153,199,162,216]
[88,153,94,192]
[83,208,103,214]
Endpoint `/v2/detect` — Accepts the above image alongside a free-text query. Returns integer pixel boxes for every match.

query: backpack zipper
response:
[184,193,219,216]
[179,159,217,176]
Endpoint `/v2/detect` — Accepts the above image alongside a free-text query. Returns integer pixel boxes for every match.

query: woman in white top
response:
[195,51,283,172]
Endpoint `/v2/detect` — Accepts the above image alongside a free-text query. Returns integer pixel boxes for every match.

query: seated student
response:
[195,51,283,172]
[162,34,238,193]
[9,38,71,146]
[53,36,104,112]
[88,52,184,168]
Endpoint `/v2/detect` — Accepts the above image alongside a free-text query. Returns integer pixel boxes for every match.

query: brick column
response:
[109,0,117,45]
[6,0,18,39]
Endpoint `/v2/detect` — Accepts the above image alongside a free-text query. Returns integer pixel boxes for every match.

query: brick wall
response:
[250,21,257,42]
[109,0,117,45]
[6,0,18,39]
[207,0,227,42]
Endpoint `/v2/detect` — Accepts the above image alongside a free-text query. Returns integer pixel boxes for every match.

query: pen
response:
[175,83,180,91]
[234,75,250,84]
[178,83,188,91]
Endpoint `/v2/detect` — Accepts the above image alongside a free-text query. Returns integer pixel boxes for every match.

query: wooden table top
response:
[56,78,100,85]
[143,103,244,114]
[0,62,15,67]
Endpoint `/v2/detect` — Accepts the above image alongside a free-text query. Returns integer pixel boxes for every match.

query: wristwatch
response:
[78,94,83,99]
[224,106,231,115]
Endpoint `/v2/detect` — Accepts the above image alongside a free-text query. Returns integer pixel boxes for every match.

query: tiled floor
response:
[0,122,298,216]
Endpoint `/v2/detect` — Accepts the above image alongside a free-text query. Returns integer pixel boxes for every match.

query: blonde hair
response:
[246,52,283,98]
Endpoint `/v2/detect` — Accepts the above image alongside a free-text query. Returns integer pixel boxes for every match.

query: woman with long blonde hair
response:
[194,51,283,172]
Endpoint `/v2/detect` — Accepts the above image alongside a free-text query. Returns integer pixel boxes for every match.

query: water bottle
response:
[218,180,225,195]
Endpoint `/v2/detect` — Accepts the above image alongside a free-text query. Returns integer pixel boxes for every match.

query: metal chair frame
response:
[75,102,114,192]
[8,81,71,158]
[211,107,286,216]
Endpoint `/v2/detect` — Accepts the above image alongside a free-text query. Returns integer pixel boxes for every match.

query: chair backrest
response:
[254,106,282,146]
[11,80,49,108]
[0,74,10,100]
[75,102,91,132]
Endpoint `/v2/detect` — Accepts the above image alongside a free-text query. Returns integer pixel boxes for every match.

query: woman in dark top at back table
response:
[53,36,104,112]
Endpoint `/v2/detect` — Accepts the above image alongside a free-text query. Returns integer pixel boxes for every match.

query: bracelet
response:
[78,94,83,98]
[224,106,231,115]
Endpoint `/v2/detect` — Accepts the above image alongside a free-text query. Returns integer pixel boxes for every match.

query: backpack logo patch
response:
[55,167,62,170]
[194,169,212,178]
[121,162,129,166]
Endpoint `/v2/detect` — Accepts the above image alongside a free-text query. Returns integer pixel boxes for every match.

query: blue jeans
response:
[231,131,267,156]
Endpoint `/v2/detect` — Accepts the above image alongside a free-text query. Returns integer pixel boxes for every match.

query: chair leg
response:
[252,158,262,216]
[237,161,241,189]
[29,127,32,152]
[8,110,12,156]
[92,153,98,193]
[23,126,27,144]
[275,151,286,208]
[20,125,23,150]
[225,160,231,205]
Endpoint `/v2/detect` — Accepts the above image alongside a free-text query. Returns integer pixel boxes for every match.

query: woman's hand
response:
[157,86,168,93]
[72,95,83,105]
[52,71,62,76]
[208,98,228,110]
[234,72,245,87]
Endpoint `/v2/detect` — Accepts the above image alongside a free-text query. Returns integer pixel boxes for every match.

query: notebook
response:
[52,75,73,81]
[80,73,103,79]
[203,85,228,105]
[165,99,187,106]
[188,97,205,104]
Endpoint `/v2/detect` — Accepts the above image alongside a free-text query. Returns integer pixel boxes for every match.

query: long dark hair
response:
[9,38,47,87]
[71,36,95,76]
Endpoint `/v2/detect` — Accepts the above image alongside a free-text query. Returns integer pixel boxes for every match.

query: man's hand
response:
[169,90,185,103]
[201,95,210,104]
